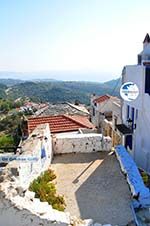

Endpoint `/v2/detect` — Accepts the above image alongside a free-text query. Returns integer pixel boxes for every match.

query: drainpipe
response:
[130,202,139,226]
[121,70,124,146]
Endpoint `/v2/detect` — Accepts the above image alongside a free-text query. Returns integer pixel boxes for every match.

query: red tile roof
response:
[93,94,110,103]
[67,115,95,129]
[28,115,94,134]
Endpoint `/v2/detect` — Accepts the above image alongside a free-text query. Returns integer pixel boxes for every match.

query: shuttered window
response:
[145,67,150,94]
[127,105,130,119]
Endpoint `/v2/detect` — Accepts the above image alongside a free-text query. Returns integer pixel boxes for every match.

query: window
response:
[114,116,117,125]
[131,107,135,130]
[127,105,130,119]
[138,54,142,65]
[114,116,117,131]
[145,67,150,94]
[136,109,138,120]
[92,107,95,116]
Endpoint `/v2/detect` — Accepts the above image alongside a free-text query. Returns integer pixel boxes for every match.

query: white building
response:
[116,33,150,174]
[91,94,121,127]
[91,94,121,146]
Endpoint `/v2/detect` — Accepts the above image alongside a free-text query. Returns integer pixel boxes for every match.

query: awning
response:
[116,124,133,135]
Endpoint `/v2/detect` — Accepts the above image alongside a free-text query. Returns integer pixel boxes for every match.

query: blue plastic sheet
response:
[115,145,150,208]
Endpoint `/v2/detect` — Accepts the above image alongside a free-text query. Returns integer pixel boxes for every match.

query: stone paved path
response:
[51,152,133,225]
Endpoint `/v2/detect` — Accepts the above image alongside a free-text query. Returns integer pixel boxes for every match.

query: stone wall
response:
[53,133,112,154]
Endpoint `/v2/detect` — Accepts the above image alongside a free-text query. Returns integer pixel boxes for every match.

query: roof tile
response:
[93,94,110,103]
[28,115,94,134]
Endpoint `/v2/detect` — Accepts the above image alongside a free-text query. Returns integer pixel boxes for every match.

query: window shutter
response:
[145,67,150,94]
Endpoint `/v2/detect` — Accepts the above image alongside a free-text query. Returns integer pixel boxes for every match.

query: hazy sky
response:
[0,0,150,81]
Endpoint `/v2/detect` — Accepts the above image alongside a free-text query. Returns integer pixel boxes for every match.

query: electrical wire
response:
[99,76,122,113]
[94,76,122,141]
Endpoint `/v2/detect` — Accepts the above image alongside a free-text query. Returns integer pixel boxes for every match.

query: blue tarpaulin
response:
[115,145,150,208]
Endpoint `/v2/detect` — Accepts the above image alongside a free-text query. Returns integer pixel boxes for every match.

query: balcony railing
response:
[115,124,133,135]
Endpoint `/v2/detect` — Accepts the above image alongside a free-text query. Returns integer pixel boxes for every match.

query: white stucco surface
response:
[53,133,112,154]
[122,64,150,173]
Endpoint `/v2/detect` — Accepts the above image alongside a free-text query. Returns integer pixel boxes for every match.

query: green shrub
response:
[40,169,56,183]
[29,169,66,211]
[141,171,149,186]
[0,135,15,147]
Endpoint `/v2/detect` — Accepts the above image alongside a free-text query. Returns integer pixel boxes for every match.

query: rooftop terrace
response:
[52,152,133,225]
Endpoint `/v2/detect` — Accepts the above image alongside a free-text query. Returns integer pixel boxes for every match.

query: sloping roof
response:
[67,115,95,129]
[41,103,88,116]
[93,94,121,106]
[143,33,150,43]
[93,94,110,103]
[28,115,94,134]
[112,96,121,107]
[67,103,89,115]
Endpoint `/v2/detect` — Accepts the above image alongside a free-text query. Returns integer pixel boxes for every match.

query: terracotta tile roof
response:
[28,115,94,134]
[93,94,110,103]
[66,115,95,129]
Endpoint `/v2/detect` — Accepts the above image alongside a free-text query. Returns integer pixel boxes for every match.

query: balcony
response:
[115,124,133,135]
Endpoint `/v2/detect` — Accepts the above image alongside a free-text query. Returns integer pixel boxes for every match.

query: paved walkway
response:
[51,152,133,225]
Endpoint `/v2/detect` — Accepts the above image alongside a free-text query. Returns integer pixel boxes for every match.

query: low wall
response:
[0,124,113,226]
[53,133,112,154]
[15,123,52,188]
[0,124,72,226]
[0,193,70,226]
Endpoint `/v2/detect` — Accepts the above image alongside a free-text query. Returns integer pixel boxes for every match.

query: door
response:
[125,135,133,150]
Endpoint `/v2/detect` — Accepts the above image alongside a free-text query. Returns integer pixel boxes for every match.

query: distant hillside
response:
[0,78,59,87]
[6,78,121,105]
[32,78,58,83]
[0,78,24,86]
[103,78,121,89]
[0,84,7,98]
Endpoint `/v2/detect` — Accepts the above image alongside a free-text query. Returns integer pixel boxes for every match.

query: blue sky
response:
[0,0,150,81]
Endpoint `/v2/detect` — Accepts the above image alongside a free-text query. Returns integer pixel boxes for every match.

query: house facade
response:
[91,94,121,146]
[116,34,150,174]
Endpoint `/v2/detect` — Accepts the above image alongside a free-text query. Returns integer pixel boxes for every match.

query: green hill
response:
[0,84,7,98]
[0,78,25,86]
[6,78,121,105]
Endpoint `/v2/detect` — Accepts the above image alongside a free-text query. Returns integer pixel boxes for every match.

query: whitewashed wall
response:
[0,193,69,226]
[112,101,122,131]
[90,99,112,128]
[0,124,71,226]
[91,96,120,129]
[122,65,150,173]
[17,123,53,188]
[53,133,112,154]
